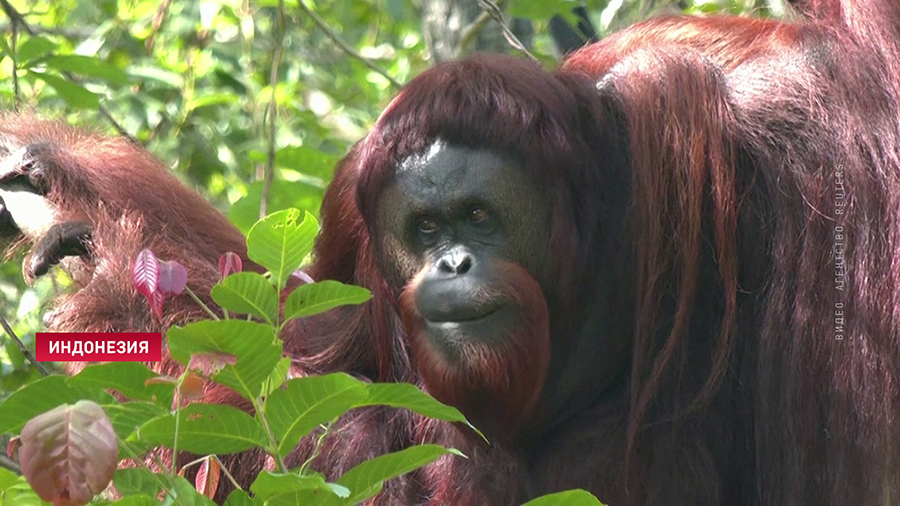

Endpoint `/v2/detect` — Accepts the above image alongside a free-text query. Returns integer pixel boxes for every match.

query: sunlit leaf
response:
[246,209,318,289]
[210,272,278,324]
[283,280,372,320]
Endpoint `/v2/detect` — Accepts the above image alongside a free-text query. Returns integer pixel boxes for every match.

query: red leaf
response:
[218,252,243,279]
[158,259,187,295]
[195,457,221,498]
[150,289,165,319]
[19,401,118,506]
[132,249,159,301]
[179,372,207,400]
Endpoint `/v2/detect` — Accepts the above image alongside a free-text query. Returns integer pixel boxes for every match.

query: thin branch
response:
[0,452,20,474]
[145,0,173,51]
[0,0,35,35]
[296,0,402,89]
[458,0,507,56]
[97,107,137,143]
[0,315,49,376]
[475,0,537,62]
[261,0,287,219]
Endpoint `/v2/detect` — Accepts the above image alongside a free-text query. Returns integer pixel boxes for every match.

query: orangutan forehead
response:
[397,139,446,173]
[391,142,530,203]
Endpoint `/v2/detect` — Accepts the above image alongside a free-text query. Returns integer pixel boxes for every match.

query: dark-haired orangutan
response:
[2,0,900,504]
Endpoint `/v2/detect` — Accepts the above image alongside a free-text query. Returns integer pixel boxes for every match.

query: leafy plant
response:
[0,210,475,505]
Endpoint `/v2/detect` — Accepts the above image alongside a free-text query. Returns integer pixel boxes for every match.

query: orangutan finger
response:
[27,221,92,280]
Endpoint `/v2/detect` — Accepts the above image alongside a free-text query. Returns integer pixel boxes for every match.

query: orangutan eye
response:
[468,207,489,223]
[418,218,439,235]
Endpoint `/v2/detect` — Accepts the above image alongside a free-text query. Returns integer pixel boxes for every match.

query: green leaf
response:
[16,36,57,63]
[96,0,117,16]
[284,280,372,320]
[1,482,47,505]
[0,468,18,493]
[275,145,340,182]
[508,0,578,20]
[68,362,174,406]
[110,496,159,506]
[223,489,253,506]
[521,489,607,506]
[137,403,267,454]
[113,468,163,497]
[228,180,324,235]
[210,272,278,325]
[246,209,318,289]
[126,66,185,88]
[32,72,99,109]
[250,472,348,503]
[167,320,281,400]
[362,383,476,434]
[265,357,292,394]
[0,375,112,434]
[337,445,462,505]
[187,93,239,111]
[265,374,369,457]
[164,476,218,505]
[265,491,342,506]
[0,37,12,60]
[105,402,170,452]
[44,55,128,86]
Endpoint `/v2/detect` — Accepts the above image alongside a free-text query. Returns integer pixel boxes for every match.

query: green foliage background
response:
[0,0,782,390]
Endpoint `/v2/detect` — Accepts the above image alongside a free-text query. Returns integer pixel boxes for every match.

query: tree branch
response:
[0,452,20,474]
[475,0,537,62]
[0,315,49,376]
[296,0,402,89]
[458,0,507,56]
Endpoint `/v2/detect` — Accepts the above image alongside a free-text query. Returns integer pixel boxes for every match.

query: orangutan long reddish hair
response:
[2,0,899,504]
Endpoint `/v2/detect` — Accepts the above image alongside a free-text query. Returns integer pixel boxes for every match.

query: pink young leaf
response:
[158,260,187,295]
[132,249,159,301]
[195,456,221,498]
[188,351,238,376]
[218,252,243,279]
[19,401,118,506]
[150,289,165,319]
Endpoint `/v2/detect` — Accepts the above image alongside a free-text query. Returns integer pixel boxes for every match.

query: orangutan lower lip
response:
[426,306,501,325]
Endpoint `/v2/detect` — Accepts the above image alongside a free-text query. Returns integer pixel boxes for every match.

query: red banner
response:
[35,332,162,361]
